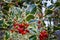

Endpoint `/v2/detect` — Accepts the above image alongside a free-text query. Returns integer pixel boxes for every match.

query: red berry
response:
[19,23,25,28]
[39,30,48,40]
[18,28,24,32]
[13,22,29,35]
[38,21,41,24]
[21,31,27,35]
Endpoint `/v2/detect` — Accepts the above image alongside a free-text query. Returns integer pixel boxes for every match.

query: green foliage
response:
[0,0,60,40]
[55,2,60,7]
[45,9,53,15]
[26,4,36,15]
[26,14,35,21]
[42,20,46,26]
[3,5,9,11]
[0,20,4,27]
[54,26,60,31]
[29,35,37,40]
[2,22,8,28]
[5,31,10,40]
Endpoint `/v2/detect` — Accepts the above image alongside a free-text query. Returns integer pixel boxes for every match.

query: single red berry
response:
[38,21,41,24]
[21,30,27,35]
[19,23,25,28]
[18,28,24,33]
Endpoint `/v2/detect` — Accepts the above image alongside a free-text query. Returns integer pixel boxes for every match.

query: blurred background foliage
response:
[0,0,60,40]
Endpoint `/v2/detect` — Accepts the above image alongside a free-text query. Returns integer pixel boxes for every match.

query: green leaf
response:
[26,4,36,15]
[30,29,37,33]
[4,6,9,11]
[0,20,4,28]
[55,2,60,7]
[26,14,35,21]
[54,26,60,30]
[2,23,9,28]
[2,9,8,15]
[5,31,10,40]
[10,7,22,18]
[0,12,3,19]
[47,26,53,34]
[29,35,37,40]
[7,21,12,25]
[0,20,3,24]
[42,20,46,26]
[45,9,53,15]
[44,3,47,7]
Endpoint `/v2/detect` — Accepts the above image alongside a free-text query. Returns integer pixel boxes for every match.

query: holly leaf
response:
[10,7,22,18]
[10,7,16,14]
[42,20,46,26]
[2,22,10,29]
[0,20,4,28]
[5,31,10,40]
[29,35,37,40]
[54,26,60,31]
[26,4,36,15]
[29,28,37,34]
[45,9,53,15]
[26,14,35,21]
[0,20,3,24]
[55,2,60,7]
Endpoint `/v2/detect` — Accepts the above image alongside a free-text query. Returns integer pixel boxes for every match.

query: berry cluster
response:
[39,30,48,40]
[13,22,29,35]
